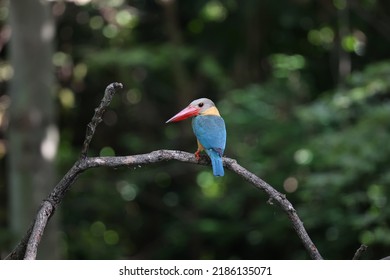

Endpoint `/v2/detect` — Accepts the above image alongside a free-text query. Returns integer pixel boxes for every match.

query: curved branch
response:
[4,82,323,260]
[85,152,323,260]
[5,82,124,260]
[6,150,323,260]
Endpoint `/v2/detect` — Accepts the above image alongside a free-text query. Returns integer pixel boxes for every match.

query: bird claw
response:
[194,150,201,161]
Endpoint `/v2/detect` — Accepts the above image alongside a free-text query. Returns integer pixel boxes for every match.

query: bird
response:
[166,98,226,177]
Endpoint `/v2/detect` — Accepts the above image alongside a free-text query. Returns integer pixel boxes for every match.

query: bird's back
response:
[192,115,226,155]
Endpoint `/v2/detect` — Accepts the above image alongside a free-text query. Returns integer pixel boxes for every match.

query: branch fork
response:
[5,82,323,260]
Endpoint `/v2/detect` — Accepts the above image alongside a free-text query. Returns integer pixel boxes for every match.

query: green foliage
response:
[295,61,390,258]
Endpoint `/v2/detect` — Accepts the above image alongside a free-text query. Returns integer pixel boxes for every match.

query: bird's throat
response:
[201,106,221,116]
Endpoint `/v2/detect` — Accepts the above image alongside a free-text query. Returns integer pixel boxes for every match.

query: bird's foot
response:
[194,150,201,161]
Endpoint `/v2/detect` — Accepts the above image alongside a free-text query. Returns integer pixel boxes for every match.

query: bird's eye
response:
[198,102,204,107]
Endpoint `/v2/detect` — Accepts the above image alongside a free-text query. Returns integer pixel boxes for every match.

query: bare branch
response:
[80,82,123,159]
[5,151,323,260]
[5,162,85,260]
[24,201,54,260]
[85,153,323,259]
[353,244,368,260]
[4,82,323,260]
[223,158,323,260]
[5,82,123,260]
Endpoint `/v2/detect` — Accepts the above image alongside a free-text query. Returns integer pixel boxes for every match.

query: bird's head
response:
[166,98,217,123]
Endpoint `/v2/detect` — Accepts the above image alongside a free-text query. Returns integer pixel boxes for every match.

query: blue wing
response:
[192,115,226,176]
[192,115,226,155]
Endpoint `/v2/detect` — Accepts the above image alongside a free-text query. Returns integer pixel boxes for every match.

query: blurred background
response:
[1,0,390,260]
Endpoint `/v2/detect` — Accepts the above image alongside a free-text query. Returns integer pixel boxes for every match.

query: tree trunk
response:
[8,0,60,259]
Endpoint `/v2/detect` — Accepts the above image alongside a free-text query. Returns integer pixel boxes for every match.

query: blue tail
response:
[206,149,224,177]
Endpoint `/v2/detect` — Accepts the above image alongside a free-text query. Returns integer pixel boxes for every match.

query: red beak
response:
[166,105,200,123]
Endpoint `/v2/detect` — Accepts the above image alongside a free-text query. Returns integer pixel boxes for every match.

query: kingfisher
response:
[166,98,226,177]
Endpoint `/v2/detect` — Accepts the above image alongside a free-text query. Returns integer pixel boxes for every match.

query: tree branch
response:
[223,158,323,260]
[5,82,123,260]
[4,82,323,260]
[23,201,54,260]
[352,244,368,260]
[80,82,123,159]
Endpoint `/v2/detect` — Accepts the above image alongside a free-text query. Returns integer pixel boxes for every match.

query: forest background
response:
[1,0,390,260]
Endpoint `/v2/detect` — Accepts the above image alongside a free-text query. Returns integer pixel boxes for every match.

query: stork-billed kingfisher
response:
[166,98,226,177]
